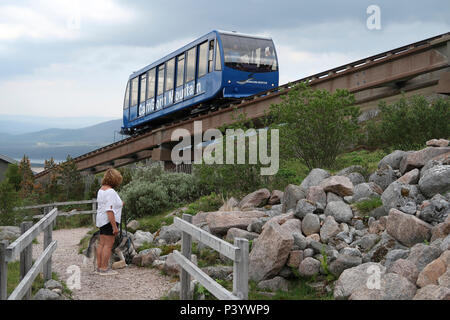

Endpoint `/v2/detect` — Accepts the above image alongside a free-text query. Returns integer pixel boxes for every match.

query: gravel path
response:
[33,228,174,300]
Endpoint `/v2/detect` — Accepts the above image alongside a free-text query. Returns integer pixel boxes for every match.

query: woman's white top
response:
[96,188,123,228]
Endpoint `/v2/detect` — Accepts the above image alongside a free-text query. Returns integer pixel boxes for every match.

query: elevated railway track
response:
[35,32,450,181]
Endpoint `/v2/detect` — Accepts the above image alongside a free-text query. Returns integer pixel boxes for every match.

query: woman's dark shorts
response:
[99,222,119,236]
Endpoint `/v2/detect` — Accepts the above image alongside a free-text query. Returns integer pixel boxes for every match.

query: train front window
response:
[123,81,130,110]
[221,34,277,73]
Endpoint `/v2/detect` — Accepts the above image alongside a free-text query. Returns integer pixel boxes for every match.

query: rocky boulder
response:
[33,288,62,300]
[378,150,409,170]
[294,199,316,219]
[249,221,294,282]
[157,224,182,244]
[0,226,20,241]
[397,168,420,185]
[301,213,320,236]
[334,262,386,300]
[381,181,425,215]
[126,220,140,232]
[298,257,321,277]
[324,201,353,223]
[133,230,154,248]
[257,276,290,292]
[416,256,447,288]
[300,168,331,190]
[225,228,260,242]
[418,165,450,198]
[369,165,397,191]
[306,186,327,212]
[239,188,271,210]
[406,243,442,271]
[320,216,341,243]
[320,176,354,197]
[282,184,306,213]
[387,259,419,284]
[268,190,283,205]
[219,197,239,211]
[426,139,449,148]
[418,194,450,224]
[352,182,383,203]
[400,147,450,174]
[413,284,450,300]
[349,273,417,300]
[386,209,432,247]
[206,211,266,236]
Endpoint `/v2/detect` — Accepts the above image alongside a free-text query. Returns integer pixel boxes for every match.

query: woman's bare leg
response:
[101,235,115,270]
[96,235,105,270]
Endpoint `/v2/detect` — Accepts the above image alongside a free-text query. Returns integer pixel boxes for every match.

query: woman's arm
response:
[106,210,119,236]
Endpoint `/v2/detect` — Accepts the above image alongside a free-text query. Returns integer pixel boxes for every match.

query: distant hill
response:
[0,119,125,162]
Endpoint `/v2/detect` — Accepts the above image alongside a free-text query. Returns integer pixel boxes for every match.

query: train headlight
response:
[228,80,231,84]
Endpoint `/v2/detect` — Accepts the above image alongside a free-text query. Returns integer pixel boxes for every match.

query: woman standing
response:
[95,168,123,275]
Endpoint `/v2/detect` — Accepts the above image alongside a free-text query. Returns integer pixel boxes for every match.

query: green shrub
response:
[0,179,22,225]
[366,95,450,150]
[119,164,202,219]
[269,82,360,169]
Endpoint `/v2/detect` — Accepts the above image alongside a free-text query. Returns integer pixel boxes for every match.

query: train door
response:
[138,73,147,118]
[164,58,175,107]
[184,47,196,99]
[146,68,156,114]
[175,54,185,104]
[196,41,208,95]
[155,64,165,110]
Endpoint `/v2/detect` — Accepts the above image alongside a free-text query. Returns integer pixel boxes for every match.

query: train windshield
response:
[221,34,277,73]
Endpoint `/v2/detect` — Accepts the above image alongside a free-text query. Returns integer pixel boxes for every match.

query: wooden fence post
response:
[0,240,9,300]
[233,238,249,300]
[20,221,33,300]
[92,199,97,226]
[180,214,193,300]
[43,220,53,281]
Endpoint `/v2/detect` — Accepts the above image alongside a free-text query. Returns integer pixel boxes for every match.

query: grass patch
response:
[353,198,383,214]
[6,261,72,299]
[249,279,334,300]
[137,213,174,234]
[332,149,387,177]
[183,193,224,216]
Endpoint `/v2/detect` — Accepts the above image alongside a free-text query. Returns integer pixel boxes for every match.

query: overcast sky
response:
[0,0,448,121]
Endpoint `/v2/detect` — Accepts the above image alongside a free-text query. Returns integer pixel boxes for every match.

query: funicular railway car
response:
[121,30,279,135]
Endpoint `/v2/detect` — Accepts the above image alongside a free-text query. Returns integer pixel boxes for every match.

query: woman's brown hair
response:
[101,168,123,189]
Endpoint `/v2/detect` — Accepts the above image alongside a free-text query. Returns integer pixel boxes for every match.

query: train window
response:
[186,47,196,83]
[157,65,165,96]
[198,42,208,78]
[147,68,156,98]
[221,34,277,73]
[215,41,222,71]
[208,40,214,73]
[165,58,175,91]
[131,77,138,107]
[123,81,130,110]
[139,74,147,104]
[176,54,185,87]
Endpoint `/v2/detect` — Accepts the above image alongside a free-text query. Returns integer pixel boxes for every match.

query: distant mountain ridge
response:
[0,118,125,162]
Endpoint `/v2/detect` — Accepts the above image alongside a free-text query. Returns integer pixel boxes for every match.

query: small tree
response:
[5,163,22,192]
[366,95,450,150]
[0,179,21,225]
[18,155,34,199]
[44,157,60,200]
[57,155,84,201]
[269,82,360,169]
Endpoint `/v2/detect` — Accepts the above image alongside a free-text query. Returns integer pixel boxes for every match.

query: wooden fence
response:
[0,208,58,300]
[15,199,98,224]
[173,214,249,300]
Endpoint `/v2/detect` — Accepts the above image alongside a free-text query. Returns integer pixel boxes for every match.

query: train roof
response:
[129,30,274,79]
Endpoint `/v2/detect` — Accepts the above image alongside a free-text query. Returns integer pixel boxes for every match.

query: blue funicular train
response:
[121,30,279,135]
